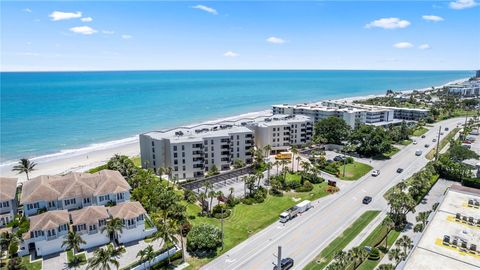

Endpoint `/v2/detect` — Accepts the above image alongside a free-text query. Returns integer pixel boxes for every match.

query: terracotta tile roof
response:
[70,205,109,226]
[108,201,146,220]
[20,170,131,204]
[29,210,69,231]
[0,177,17,201]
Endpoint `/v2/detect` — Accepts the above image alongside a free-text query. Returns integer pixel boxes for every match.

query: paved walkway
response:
[377,178,453,268]
[42,251,67,270]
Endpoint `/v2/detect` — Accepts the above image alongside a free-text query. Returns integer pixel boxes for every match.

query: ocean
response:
[0,70,473,164]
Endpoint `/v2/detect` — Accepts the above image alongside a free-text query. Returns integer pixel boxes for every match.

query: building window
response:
[211,159,214,164]
[204,140,208,145]
[182,159,185,164]
[174,153,178,158]
[48,201,55,208]
[174,166,178,171]
[2,201,9,207]
[211,140,214,144]
[182,145,185,151]
[153,154,156,159]
[183,166,186,171]
[173,146,177,151]
[117,193,124,200]
[183,173,186,178]
[152,148,155,153]
[151,141,154,146]
[182,152,185,157]
[99,219,106,226]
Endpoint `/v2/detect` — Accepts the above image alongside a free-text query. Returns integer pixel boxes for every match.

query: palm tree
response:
[265,162,272,185]
[290,145,298,171]
[382,216,395,249]
[208,190,216,214]
[198,192,207,213]
[274,160,280,175]
[255,172,264,187]
[241,176,248,197]
[62,231,86,254]
[12,158,36,180]
[388,247,403,266]
[87,245,120,270]
[377,264,395,270]
[295,156,301,172]
[263,144,272,157]
[416,211,431,228]
[396,235,413,255]
[101,218,124,244]
[228,187,234,198]
[136,245,155,268]
[154,219,178,264]
[349,246,368,268]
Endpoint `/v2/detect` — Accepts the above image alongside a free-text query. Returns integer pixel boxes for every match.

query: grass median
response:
[412,127,429,137]
[338,162,373,181]
[426,127,460,160]
[304,210,380,270]
[186,182,331,269]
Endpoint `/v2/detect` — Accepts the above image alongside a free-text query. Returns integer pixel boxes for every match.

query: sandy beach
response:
[0,77,468,182]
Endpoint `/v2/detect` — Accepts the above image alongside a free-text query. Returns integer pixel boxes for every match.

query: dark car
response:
[445,127,449,131]
[425,144,430,148]
[363,196,372,204]
[273,258,294,270]
[333,156,344,162]
[396,168,404,173]
[421,135,426,138]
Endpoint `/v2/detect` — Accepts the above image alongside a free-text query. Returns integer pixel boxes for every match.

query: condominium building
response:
[21,170,131,217]
[108,201,155,244]
[249,115,314,152]
[140,125,254,179]
[0,177,17,227]
[19,210,70,256]
[448,80,480,97]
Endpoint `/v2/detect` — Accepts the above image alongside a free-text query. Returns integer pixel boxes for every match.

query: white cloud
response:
[365,18,411,29]
[224,51,239,57]
[69,26,97,35]
[80,17,93,22]
[266,36,286,44]
[102,30,115,35]
[393,42,414,49]
[192,5,218,15]
[22,8,32,13]
[121,34,132,39]
[49,11,82,21]
[418,44,431,50]
[449,0,478,9]
[422,15,444,22]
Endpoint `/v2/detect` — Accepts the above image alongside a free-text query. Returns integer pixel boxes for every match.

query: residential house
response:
[108,201,156,244]
[0,177,18,227]
[70,205,110,249]
[19,210,69,256]
[20,170,131,216]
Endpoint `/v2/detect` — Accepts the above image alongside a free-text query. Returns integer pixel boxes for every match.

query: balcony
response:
[125,224,137,230]
[245,140,253,145]
[88,229,98,235]
[221,145,230,150]
[46,234,58,241]
[221,151,230,156]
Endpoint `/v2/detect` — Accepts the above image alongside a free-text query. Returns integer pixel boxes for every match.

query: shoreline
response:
[0,77,469,181]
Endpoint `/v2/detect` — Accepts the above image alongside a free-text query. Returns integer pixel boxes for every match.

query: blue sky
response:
[1,1,479,71]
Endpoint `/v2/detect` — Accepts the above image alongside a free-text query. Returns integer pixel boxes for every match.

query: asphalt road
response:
[202,117,463,270]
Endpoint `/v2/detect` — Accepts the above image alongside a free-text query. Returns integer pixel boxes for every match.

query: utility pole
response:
[435,126,441,161]
[221,202,225,250]
[273,246,282,270]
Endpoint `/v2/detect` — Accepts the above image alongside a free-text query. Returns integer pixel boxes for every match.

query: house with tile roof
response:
[108,201,156,244]
[20,170,131,216]
[19,210,70,256]
[70,205,111,249]
[0,177,18,227]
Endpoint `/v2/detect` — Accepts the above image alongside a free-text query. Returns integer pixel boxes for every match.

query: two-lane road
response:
[203,118,462,270]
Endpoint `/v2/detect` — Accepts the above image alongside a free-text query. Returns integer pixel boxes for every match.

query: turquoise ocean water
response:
[0,70,473,163]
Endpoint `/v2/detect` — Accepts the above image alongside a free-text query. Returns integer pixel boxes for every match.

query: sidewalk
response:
[377,179,453,267]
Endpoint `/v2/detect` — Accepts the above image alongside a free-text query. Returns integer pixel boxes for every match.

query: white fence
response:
[127,246,179,270]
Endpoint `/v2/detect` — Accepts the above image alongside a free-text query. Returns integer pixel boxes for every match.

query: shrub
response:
[269,188,283,196]
[345,157,354,164]
[105,201,116,207]
[242,197,255,205]
[184,189,197,204]
[326,186,339,193]
[295,181,313,192]
[306,175,324,184]
[368,247,380,260]
[187,224,222,254]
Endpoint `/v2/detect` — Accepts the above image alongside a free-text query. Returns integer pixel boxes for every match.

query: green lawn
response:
[186,182,331,269]
[338,161,373,181]
[426,127,460,160]
[66,250,87,265]
[412,127,429,137]
[383,147,400,158]
[304,210,380,270]
[398,139,412,146]
[21,256,42,270]
[285,172,302,183]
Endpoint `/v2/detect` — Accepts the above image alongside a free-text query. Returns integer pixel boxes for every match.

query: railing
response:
[181,165,254,190]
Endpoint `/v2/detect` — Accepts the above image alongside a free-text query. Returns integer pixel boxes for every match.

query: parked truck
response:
[279,200,312,223]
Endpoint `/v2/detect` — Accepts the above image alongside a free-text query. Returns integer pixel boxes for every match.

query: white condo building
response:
[448,80,480,97]
[140,125,255,179]
[0,177,18,227]
[249,115,314,152]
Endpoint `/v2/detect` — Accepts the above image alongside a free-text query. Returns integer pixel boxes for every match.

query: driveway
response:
[42,251,67,270]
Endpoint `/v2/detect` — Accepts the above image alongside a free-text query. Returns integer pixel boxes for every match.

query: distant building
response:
[0,177,18,227]
[249,115,313,153]
[448,81,480,97]
[140,125,254,179]
[476,70,480,78]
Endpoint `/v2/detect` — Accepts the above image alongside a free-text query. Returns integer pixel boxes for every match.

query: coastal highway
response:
[202,117,463,270]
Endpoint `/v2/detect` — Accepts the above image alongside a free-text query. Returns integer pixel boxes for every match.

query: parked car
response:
[413,140,417,145]
[421,135,426,138]
[371,170,380,177]
[397,168,404,173]
[363,196,372,204]
[440,132,444,135]
[333,155,344,162]
[432,139,437,142]
[445,127,449,131]
[415,149,423,156]
[273,258,294,270]
[425,144,430,148]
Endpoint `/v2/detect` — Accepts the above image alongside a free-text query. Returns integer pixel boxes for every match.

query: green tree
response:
[396,235,413,255]
[136,245,155,268]
[101,218,124,243]
[233,159,245,169]
[447,145,479,161]
[349,125,392,157]
[187,224,222,255]
[87,245,120,270]
[313,117,351,145]
[62,231,86,253]
[377,264,395,270]
[386,187,416,228]
[207,165,219,176]
[381,216,395,249]
[388,248,403,266]
[12,158,36,180]
[106,154,137,180]
[416,211,431,228]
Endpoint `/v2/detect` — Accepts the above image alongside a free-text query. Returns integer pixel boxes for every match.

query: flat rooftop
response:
[404,184,480,270]
[253,114,312,127]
